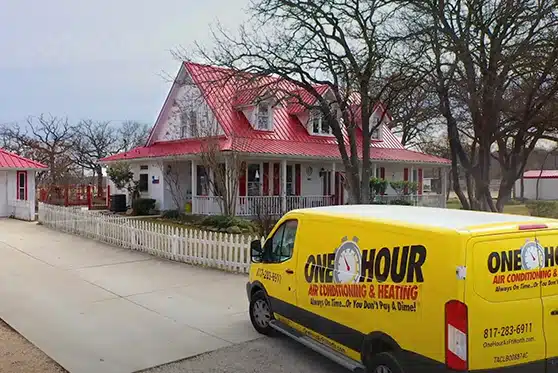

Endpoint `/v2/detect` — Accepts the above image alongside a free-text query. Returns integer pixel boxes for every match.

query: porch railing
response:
[372,194,445,207]
[193,193,445,216]
[193,195,336,216]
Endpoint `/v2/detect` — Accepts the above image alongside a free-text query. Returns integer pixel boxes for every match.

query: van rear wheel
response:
[366,352,404,373]
[249,290,274,335]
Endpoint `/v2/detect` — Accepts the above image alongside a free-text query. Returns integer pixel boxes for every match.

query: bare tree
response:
[73,120,118,191]
[179,0,421,204]
[0,114,77,186]
[118,121,150,151]
[399,0,558,211]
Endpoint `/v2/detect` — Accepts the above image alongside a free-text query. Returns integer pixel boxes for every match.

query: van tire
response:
[366,351,404,373]
[249,290,274,335]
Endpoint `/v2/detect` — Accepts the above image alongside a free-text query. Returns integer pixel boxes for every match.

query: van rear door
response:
[466,232,546,371]
[535,228,558,373]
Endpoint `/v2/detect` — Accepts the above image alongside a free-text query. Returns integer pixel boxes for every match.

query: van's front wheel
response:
[249,290,274,335]
[366,352,404,373]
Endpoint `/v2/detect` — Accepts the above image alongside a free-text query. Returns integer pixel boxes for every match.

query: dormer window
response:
[309,110,331,135]
[256,102,272,130]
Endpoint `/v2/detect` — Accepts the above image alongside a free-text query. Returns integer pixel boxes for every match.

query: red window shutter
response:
[404,168,409,194]
[418,168,423,195]
[295,164,301,195]
[273,163,280,195]
[262,163,269,196]
[239,162,247,196]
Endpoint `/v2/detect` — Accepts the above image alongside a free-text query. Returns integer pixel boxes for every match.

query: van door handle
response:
[551,310,558,316]
[285,269,294,274]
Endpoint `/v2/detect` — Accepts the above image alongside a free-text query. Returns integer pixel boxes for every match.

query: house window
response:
[256,102,271,130]
[17,171,27,200]
[181,110,198,138]
[310,111,331,135]
[247,164,261,196]
[139,174,148,192]
[412,169,418,183]
[196,165,210,196]
[286,165,294,196]
[322,171,332,195]
[139,165,148,170]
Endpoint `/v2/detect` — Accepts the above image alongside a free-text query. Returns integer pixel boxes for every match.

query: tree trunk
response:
[520,176,525,201]
[95,165,103,195]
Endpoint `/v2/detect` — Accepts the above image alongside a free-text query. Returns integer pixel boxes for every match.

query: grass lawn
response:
[446,199,530,216]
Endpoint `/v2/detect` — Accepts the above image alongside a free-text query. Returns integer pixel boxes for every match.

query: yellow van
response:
[246,205,558,372]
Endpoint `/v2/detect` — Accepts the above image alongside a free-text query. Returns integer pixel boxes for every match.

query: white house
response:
[101,62,451,216]
[0,148,48,220]
[516,170,558,200]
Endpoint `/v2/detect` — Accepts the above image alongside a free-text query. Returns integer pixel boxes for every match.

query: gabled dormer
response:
[234,87,276,131]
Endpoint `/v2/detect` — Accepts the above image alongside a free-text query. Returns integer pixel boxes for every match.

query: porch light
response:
[255,169,260,179]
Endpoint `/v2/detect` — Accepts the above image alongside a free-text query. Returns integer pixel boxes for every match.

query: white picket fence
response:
[38,203,263,274]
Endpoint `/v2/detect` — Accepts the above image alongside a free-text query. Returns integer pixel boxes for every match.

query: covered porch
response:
[155,156,449,216]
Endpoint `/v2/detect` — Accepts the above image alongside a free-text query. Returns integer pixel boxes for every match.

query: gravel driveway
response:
[142,336,347,373]
[0,319,66,373]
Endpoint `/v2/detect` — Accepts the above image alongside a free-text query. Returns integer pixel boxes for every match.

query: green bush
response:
[161,209,182,219]
[525,201,558,218]
[199,215,255,233]
[390,199,413,206]
[132,198,156,216]
[370,177,388,196]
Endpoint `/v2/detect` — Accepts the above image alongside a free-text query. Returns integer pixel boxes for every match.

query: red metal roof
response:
[102,62,450,165]
[0,148,48,169]
[523,170,558,179]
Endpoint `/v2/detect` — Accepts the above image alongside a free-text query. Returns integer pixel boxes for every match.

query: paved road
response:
[0,219,260,373]
[143,335,348,373]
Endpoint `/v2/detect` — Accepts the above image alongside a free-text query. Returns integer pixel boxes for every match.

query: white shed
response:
[0,148,48,220]
[515,170,558,200]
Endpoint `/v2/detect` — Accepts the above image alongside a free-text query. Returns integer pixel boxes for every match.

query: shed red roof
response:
[102,62,450,165]
[0,148,47,169]
[523,170,558,179]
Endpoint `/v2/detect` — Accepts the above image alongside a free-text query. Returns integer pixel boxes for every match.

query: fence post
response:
[106,185,111,209]
[64,186,69,206]
[87,186,92,210]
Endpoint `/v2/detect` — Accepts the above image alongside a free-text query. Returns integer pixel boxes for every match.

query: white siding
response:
[150,70,224,143]
[516,178,558,200]
[0,171,7,216]
[163,161,192,211]
[107,162,165,210]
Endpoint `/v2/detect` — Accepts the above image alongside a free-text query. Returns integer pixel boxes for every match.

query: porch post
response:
[372,164,377,179]
[281,159,287,213]
[440,167,448,208]
[330,162,336,199]
[191,160,197,213]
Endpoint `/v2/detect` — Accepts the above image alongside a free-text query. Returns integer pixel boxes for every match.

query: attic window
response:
[371,125,382,140]
[256,102,272,130]
[181,110,198,138]
[310,110,331,135]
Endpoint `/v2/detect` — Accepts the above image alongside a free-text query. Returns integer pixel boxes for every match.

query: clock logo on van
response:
[520,240,545,271]
[333,236,363,283]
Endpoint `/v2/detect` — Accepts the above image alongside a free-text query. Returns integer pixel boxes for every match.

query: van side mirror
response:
[250,239,263,262]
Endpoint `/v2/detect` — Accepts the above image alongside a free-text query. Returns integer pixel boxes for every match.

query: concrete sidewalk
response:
[0,219,260,373]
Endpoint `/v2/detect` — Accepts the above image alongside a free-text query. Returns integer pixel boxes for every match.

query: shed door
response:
[0,171,7,217]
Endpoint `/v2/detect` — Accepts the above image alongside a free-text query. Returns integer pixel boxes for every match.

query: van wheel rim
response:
[374,366,392,373]
[253,299,271,328]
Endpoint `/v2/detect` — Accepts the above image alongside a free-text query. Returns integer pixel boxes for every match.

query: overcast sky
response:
[0,0,248,126]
